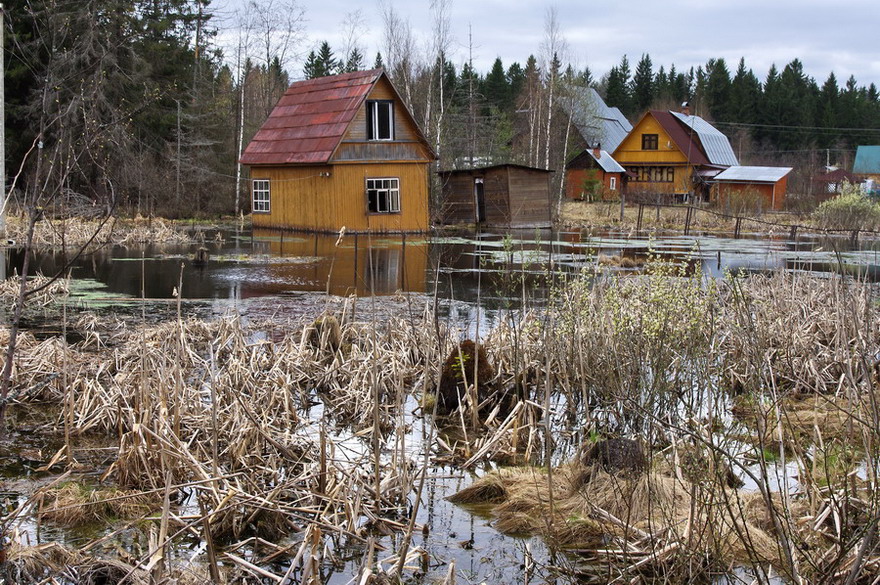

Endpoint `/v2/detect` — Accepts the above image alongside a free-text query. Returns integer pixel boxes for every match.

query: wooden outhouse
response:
[437,164,553,228]
[241,69,436,233]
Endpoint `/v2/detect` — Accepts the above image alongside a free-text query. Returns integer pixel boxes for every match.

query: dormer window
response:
[367,100,394,140]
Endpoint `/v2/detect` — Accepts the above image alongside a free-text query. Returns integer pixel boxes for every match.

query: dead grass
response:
[451,459,784,577]
[5,214,192,248]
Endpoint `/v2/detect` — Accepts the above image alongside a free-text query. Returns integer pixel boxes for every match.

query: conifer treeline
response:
[4,2,879,217]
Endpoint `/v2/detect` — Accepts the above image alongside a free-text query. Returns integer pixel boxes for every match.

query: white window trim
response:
[253,179,270,213]
[366,177,400,214]
[609,176,617,191]
[367,100,394,141]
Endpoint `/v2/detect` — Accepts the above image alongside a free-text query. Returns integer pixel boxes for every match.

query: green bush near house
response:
[812,183,880,231]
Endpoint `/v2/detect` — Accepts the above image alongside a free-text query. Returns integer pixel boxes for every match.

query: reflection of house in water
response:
[252,230,428,296]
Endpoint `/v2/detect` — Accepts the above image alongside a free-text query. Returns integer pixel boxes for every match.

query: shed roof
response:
[241,69,393,166]
[814,168,863,183]
[438,163,554,175]
[669,111,739,166]
[853,146,880,174]
[590,149,626,173]
[714,166,792,183]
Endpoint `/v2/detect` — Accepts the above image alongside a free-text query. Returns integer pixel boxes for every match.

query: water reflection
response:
[1,227,879,307]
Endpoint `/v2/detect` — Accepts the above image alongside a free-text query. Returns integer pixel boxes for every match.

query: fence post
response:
[684,206,693,236]
[734,216,742,239]
[636,204,644,232]
[789,225,797,241]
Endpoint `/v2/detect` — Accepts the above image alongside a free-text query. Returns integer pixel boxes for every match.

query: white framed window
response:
[252,179,270,213]
[609,176,617,191]
[366,178,400,213]
[366,100,394,140]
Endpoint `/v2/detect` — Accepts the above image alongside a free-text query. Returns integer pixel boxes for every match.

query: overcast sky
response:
[212,0,880,89]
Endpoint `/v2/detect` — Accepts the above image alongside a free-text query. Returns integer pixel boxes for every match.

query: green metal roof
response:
[853,146,880,174]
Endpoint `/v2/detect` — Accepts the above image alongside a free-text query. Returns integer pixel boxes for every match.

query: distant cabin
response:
[565,148,627,201]
[437,164,553,228]
[613,108,738,202]
[241,69,436,233]
[713,166,793,211]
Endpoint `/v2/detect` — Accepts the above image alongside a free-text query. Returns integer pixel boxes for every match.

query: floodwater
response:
[4,226,880,309]
[2,225,878,584]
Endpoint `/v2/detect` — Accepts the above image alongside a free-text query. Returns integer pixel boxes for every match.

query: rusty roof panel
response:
[241,69,382,165]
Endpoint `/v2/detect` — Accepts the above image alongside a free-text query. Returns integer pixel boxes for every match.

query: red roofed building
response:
[612,108,738,202]
[242,69,436,233]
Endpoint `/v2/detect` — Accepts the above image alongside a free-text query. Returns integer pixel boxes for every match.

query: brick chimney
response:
[592,142,602,158]
[681,101,691,116]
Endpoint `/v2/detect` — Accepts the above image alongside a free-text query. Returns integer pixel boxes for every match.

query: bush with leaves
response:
[811,182,880,231]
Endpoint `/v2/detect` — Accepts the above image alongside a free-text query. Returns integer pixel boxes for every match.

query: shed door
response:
[474,178,486,223]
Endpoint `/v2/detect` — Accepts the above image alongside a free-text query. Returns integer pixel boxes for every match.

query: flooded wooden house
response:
[241,69,436,233]
[438,164,553,228]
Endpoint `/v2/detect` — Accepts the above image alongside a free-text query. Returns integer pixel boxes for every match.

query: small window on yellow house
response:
[252,179,270,213]
[366,100,394,140]
[642,134,659,150]
[366,178,400,213]
[609,176,617,190]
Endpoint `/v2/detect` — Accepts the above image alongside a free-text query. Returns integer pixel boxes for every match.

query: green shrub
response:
[812,182,880,230]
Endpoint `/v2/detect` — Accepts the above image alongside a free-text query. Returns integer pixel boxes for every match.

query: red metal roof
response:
[241,69,383,166]
[650,110,712,166]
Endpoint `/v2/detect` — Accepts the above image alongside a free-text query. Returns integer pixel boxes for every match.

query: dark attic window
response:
[366,100,394,140]
[641,133,659,150]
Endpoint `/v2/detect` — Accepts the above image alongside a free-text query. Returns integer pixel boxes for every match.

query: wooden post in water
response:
[353,232,359,291]
[684,206,693,236]
[734,215,742,239]
[399,233,406,291]
[789,225,798,241]
[636,204,644,232]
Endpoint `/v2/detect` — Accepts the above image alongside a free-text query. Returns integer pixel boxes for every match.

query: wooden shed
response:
[712,166,792,211]
[241,69,436,233]
[437,164,553,228]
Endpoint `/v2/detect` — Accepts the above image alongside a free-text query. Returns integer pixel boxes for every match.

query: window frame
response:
[366,177,401,214]
[366,100,395,141]
[252,179,271,213]
[609,176,617,191]
[641,133,659,150]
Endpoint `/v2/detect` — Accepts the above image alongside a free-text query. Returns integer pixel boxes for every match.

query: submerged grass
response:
[2,263,880,584]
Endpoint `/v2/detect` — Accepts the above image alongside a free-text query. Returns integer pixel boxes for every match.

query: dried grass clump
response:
[0,272,69,308]
[4,214,191,248]
[451,461,783,577]
[719,272,878,395]
[36,481,158,526]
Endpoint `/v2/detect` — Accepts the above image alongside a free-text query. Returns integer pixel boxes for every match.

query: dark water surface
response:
[4,227,880,308]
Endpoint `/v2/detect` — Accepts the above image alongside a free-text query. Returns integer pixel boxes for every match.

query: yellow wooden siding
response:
[613,116,689,165]
[334,142,431,162]
[250,162,430,233]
